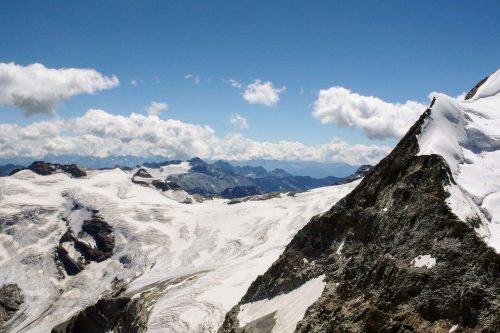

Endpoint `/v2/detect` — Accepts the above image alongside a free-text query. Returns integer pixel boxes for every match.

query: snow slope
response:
[0,168,358,332]
[418,69,500,253]
[237,275,326,333]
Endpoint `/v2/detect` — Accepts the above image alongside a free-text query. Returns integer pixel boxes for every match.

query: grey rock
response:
[10,161,86,178]
[0,284,23,325]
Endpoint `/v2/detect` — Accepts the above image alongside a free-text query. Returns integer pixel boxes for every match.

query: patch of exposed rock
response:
[0,284,23,326]
[131,168,182,192]
[55,207,114,276]
[334,164,373,185]
[10,161,87,178]
[227,192,283,205]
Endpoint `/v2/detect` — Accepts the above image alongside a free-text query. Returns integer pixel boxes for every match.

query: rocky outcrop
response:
[132,168,182,192]
[133,168,153,179]
[151,179,182,192]
[51,296,131,333]
[227,192,282,205]
[55,209,114,276]
[0,284,23,325]
[334,164,373,185]
[52,274,200,333]
[219,104,500,331]
[10,161,87,178]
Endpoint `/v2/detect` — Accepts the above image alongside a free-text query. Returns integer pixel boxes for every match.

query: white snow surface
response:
[237,275,326,333]
[417,69,500,253]
[142,161,191,179]
[0,168,358,332]
[411,254,436,268]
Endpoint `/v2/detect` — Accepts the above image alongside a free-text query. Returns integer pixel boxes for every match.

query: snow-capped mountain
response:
[218,71,500,332]
[0,162,358,332]
[3,158,369,200]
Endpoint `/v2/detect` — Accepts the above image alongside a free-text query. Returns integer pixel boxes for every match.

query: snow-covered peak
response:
[465,69,500,102]
[417,72,500,253]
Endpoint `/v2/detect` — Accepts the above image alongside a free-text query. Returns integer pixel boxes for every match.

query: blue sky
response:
[0,1,499,163]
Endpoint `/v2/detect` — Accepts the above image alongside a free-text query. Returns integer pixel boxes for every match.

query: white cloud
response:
[130,79,138,86]
[0,109,391,165]
[230,114,249,129]
[313,87,426,139]
[222,79,242,89]
[0,62,119,116]
[243,80,286,106]
[184,74,201,84]
[145,101,168,116]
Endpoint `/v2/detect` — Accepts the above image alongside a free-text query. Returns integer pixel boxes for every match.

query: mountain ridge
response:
[218,72,500,332]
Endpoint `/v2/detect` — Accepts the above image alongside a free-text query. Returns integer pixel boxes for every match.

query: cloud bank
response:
[0,62,119,116]
[243,80,286,106]
[313,87,426,139]
[0,109,391,165]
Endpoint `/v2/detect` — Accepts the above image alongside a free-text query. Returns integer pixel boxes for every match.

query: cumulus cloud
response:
[313,87,426,139]
[0,109,391,165]
[145,101,168,116]
[222,79,242,89]
[0,62,119,116]
[184,74,201,84]
[243,80,286,106]
[230,114,249,129]
[130,79,138,86]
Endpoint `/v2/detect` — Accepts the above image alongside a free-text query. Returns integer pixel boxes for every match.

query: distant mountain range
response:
[164,157,368,198]
[0,155,359,178]
[4,158,372,199]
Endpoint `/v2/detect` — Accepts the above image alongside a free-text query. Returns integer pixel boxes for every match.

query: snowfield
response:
[238,275,326,333]
[0,168,358,332]
[418,69,500,253]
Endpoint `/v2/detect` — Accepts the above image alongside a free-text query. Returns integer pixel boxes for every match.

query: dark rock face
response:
[151,179,182,192]
[219,107,500,332]
[0,284,23,325]
[133,168,153,179]
[10,161,87,178]
[51,297,131,333]
[55,208,114,276]
[131,168,182,192]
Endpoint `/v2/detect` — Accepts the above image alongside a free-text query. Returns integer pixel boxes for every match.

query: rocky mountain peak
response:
[10,161,87,178]
[218,73,500,332]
